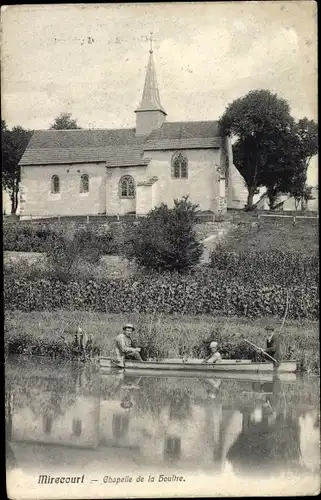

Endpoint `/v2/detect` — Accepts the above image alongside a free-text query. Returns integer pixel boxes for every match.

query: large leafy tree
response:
[125,196,204,272]
[2,120,33,214]
[50,112,81,130]
[286,119,318,209]
[219,89,318,210]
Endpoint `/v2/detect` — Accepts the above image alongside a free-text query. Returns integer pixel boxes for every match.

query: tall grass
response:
[4,310,319,373]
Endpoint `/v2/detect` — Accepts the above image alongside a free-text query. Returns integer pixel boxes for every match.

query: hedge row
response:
[3,222,117,254]
[4,275,319,319]
[210,250,319,286]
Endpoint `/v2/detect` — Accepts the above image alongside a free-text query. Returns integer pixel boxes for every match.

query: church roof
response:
[19,120,221,166]
[19,129,149,167]
[144,121,221,150]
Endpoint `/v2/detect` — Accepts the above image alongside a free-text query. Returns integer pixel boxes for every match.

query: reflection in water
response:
[5,356,320,483]
[164,436,181,462]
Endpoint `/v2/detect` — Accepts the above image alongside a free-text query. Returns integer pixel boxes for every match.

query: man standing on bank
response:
[113,324,143,368]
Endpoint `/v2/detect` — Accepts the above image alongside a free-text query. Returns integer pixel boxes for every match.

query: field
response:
[4,310,319,374]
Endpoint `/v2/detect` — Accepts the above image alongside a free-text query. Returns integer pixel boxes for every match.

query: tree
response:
[286,119,318,210]
[126,196,204,272]
[219,89,301,210]
[2,121,33,214]
[50,112,81,130]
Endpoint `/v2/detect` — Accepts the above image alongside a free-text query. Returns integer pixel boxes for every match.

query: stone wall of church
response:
[106,166,147,215]
[144,148,221,212]
[20,164,106,217]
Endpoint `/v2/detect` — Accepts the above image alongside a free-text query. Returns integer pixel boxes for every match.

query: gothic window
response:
[171,152,188,179]
[119,176,135,198]
[80,174,89,193]
[72,418,82,437]
[51,175,60,194]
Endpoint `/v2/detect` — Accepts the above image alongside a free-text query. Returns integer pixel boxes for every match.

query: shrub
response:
[46,231,80,282]
[74,226,115,263]
[3,223,55,252]
[3,222,118,255]
[125,196,204,272]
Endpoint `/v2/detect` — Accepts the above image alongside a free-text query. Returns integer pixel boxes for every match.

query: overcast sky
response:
[1,2,317,183]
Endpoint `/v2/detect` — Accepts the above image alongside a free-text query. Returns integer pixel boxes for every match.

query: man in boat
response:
[262,326,281,366]
[252,326,281,366]
[202,340,222,364]
[113,323,143,368]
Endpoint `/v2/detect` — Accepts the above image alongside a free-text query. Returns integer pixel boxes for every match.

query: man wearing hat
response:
[263,326,281,366]
[113,324,143,368]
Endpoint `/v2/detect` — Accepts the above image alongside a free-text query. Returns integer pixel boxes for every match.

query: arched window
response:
[171,152,188,179]
[119,176,135,198]
[51,175,60,194]
[80,174,89,193]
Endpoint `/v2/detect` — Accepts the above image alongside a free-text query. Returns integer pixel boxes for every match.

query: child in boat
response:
[113,323,143,368]
[202,340,222,364]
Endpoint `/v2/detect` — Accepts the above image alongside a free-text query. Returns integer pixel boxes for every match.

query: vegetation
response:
[4,311,319,374]
[49,112,81,130]
[219,90,318,210]
[210,249,318,287]
[214,218,319,254]
[3,222,117,255]
[125,196,203,272]
[2,120,33,214]
[4,271,318,319]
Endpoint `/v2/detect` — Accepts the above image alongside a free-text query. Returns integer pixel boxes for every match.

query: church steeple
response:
[135,32,167,136]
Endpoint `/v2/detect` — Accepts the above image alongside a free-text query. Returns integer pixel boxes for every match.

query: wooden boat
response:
[99,357,297,374]
[100,367,297,383]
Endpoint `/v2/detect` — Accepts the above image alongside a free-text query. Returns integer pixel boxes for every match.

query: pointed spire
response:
[136,32,166,114]
[149,30,153,54]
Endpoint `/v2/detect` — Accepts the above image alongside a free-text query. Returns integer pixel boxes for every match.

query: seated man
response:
[113,323,143,368]
[202,340,222,364]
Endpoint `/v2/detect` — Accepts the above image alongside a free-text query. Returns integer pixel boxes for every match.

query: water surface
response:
[5,356,320,498]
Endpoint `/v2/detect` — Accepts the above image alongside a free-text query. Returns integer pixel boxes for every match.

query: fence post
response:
[86,214,89,224]
[293,216,296,225]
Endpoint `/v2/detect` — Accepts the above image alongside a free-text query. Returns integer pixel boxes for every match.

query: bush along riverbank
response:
[4,273,319,319]
[4,312,319,374]
[4,330,101,361]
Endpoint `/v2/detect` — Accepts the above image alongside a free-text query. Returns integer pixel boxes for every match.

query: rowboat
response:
[100,367,297,383]
[99,357,297,374]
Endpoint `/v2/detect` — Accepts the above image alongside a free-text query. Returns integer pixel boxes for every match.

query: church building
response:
[18,41,247,219]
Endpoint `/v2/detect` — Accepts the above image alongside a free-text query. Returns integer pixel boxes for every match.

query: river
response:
[5,356,320,498]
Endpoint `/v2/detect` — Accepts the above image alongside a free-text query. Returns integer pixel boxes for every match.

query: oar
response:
[242,338,280,366]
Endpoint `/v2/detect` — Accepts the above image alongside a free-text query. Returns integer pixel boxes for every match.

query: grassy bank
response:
[218,218,319,253]
[4,310,319,374]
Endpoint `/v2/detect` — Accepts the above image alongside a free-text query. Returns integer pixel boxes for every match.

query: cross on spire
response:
[149,31,153,53]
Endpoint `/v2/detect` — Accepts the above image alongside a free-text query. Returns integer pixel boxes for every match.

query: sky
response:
[1,2,318,183]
